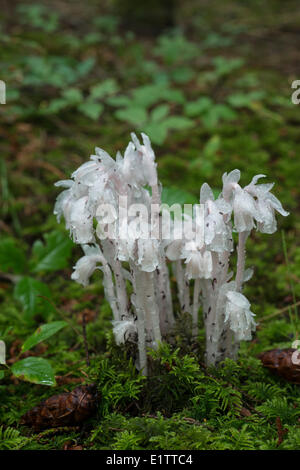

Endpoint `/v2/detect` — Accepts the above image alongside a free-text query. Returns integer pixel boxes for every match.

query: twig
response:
[37,294,98,354]
[259,301,300,323]
[36,426,80,440]
[141,412,214,431]
[0,272,21,283]
[37,295,82,338]
[276,416,288,447]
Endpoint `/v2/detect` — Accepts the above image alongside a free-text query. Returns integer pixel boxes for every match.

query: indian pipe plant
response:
[54,132,289,375]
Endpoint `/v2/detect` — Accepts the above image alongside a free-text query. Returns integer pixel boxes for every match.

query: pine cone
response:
[259,348,300,384]
[20,384,98,431]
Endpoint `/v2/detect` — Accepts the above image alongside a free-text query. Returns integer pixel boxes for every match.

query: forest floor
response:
[1,0,300,450]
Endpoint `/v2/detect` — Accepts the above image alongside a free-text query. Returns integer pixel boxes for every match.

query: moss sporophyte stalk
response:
[54,132,289,375]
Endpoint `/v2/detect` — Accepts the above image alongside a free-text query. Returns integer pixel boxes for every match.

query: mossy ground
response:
[0,0,300,450]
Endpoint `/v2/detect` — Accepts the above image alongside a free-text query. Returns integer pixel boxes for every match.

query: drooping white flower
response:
[69,196,94,244]
[87,174,113,213]
[244,175,289,234]
[93,147,116,169]
[72,148,115,187]
[224,291,256,341]
[120,141,147,189]
[257,194,289,234]
[53,180,74,227]
[112,320,138,345]
[243,267,254,283]
[222,169,241,202]
[71,244,102,286]
[131,132,158,187]
[200,182,215,204]
[245,174,274,197]
[200,183,232,252]
[232,184,261,232]
[183,241,213,280]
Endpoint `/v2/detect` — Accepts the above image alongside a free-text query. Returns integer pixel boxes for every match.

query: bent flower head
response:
[71,244,103,286]
[224,291,256,341]
[245,175,289,234]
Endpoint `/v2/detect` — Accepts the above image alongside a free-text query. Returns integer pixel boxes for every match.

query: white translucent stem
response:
[101,239,128,318]
[150,183,161,239]
[235,231,250,292]
[205,253,231,366]
[97,251,119,321]
[183,269,191,314]
[192,279,201,337]
[174,260,184,311]
[204,279,216,366]
[112,259,129,318]
[156,261,174,335]
[150,182,174,334]
[132,265,147,375]
[155,270,167,336]
[143,271,162,347]
[216,251,233,362]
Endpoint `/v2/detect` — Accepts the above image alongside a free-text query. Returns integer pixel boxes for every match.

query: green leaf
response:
[78,101,104,120]
[203,135,221,158]
[132,85,163,107]
[115,107,147,126]
[106,95,131,107]
[11,357,56,386]
[90,79,119,99]
[0,238,26,274]
[0,371,4,380]
[93,14,119,33]
[163,116,194,130]
[212,57,245,76]
[202,105,237,128]
[132,84,185,107]
[62,88,83,104]
[161,88,185,104]
[185,97,213,117]
[214,104,238,120]
[44,98,68,114]
[171,66,195,84]
[143,122,168,145]
[31,231,73,273]
[76,57,95,78]
[14,277,52,319]
[22,321,68,353]
[150,104,169,122]
[227,91,265,108]
[154,33,198,65]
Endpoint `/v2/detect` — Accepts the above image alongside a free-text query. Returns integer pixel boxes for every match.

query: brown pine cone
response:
[259,348,300,384]
[20,384,98,431]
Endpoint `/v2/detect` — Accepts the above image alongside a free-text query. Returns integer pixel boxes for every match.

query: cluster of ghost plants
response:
[54,133,288,375]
